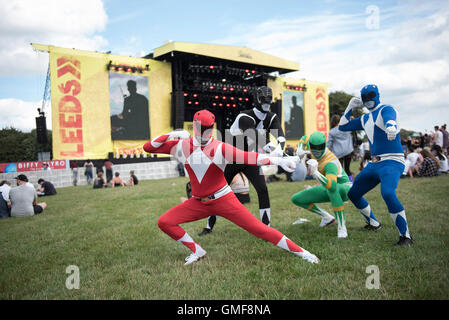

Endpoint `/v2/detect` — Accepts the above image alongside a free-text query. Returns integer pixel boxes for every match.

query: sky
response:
[0,0,448,133]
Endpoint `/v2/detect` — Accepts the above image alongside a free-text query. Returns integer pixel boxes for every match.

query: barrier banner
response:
[0,160,69,173]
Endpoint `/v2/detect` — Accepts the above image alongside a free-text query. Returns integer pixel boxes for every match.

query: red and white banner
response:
[0,160,69,173]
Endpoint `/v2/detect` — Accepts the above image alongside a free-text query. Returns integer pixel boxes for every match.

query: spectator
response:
[401,138,408,154]
[433,126,443,149]
[83,160,94,184]
[328,114,354,181]
[431,144,448,174]
[408,133,422,151]
[414,149,440,177]
[230,173,250,204]
[9,174,47,217]
[285,144,295,156]
[70,161,79,186]
[42,163,51,171]
[180,182,193,203]
[359,137,370,161]
[104,160,113,183]
[176,160,185,177]
[402,148,421,178]
[95,161,104,175]
[441,124,449,155]
[37,178,57,196]
[111,172,125,187]
[93,172,107,189]
[359,150,372,171]
[126,170,139,186]
[0,180,11,204]
[0,180,11,218]
[279,145,296,182]
[291,156,308,182]
[423,133,431,148]
[182,174,250,205]
[0,191,9,218]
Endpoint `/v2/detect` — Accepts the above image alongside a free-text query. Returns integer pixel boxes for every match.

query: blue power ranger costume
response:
[338,84,412,246]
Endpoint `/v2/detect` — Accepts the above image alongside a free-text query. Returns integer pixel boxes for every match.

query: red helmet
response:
[193,110,215,144]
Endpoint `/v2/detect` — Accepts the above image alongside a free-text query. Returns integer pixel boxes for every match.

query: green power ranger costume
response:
[291,132,352,238]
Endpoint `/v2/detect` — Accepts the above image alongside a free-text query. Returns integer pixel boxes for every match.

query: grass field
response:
[1,163,448,300]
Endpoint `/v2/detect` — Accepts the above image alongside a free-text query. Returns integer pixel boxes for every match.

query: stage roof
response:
[150,41,299,74]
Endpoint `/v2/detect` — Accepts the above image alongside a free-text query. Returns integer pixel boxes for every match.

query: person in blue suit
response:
[338,84,412,246]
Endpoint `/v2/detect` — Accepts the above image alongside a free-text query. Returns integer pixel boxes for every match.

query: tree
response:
[329,91,364,118]
[0,127,52,163]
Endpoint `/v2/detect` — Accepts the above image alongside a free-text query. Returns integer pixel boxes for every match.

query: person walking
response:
[328,114,354,182]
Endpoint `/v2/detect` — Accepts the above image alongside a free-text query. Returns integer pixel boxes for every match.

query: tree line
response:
[0,127,52,163]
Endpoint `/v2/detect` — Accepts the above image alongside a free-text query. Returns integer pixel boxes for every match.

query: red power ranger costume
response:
[143,110,319,265]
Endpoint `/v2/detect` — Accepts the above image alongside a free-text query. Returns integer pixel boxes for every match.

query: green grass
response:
[1,163,448,300]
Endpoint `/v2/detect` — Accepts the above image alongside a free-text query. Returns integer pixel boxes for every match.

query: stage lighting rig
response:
[284,83,307,92]
[107,61,150,73]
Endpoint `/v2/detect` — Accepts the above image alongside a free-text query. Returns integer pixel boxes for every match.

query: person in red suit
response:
[143,109,320,265]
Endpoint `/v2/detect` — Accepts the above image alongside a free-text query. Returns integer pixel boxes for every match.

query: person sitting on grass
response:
[414,148,440,177]
[0,180,11,205]
[93,172,107,189]
[126,170,139,186]
[10,174,47,217]
[431,145,448,174]
[37,178,57,196]
[402,148,422,178]
[111,172,125,187]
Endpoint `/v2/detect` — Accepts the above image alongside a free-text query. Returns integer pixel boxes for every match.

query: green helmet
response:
[308,132,327,159]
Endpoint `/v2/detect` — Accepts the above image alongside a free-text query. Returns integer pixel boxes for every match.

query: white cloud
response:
[213,2,449,132]
[0,98,52,132]
[0,0,108,76]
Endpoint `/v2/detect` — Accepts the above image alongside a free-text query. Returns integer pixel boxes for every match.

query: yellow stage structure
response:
[32,42,329,160]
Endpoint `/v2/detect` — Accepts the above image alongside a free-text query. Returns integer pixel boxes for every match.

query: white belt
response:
[371,153,405,165]
[194,185,232,202]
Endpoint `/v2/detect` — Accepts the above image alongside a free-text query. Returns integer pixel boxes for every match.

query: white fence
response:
[0,159,180,189]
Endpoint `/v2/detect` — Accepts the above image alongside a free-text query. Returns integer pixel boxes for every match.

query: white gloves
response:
[307,159,319,176]
[386,126,399,141]
[263,142,276,153]
[263,142,284,157]
[268,156,296,173]
[169,130,190,140]
[279,157,296,173]
[296,145,308,159]
[347,97,363,110]
[271,145,284,157]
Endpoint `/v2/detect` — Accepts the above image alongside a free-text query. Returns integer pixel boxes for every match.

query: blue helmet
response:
[360,84,380,110]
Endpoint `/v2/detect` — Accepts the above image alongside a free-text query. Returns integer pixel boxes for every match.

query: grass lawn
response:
[1,163,448,300]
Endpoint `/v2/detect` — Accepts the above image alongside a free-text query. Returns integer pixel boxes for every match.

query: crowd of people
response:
[92,170,139,189]
[0,174,56,219]
[0,159,141,219]
[401,124,448,178]
[70,159,139,189]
